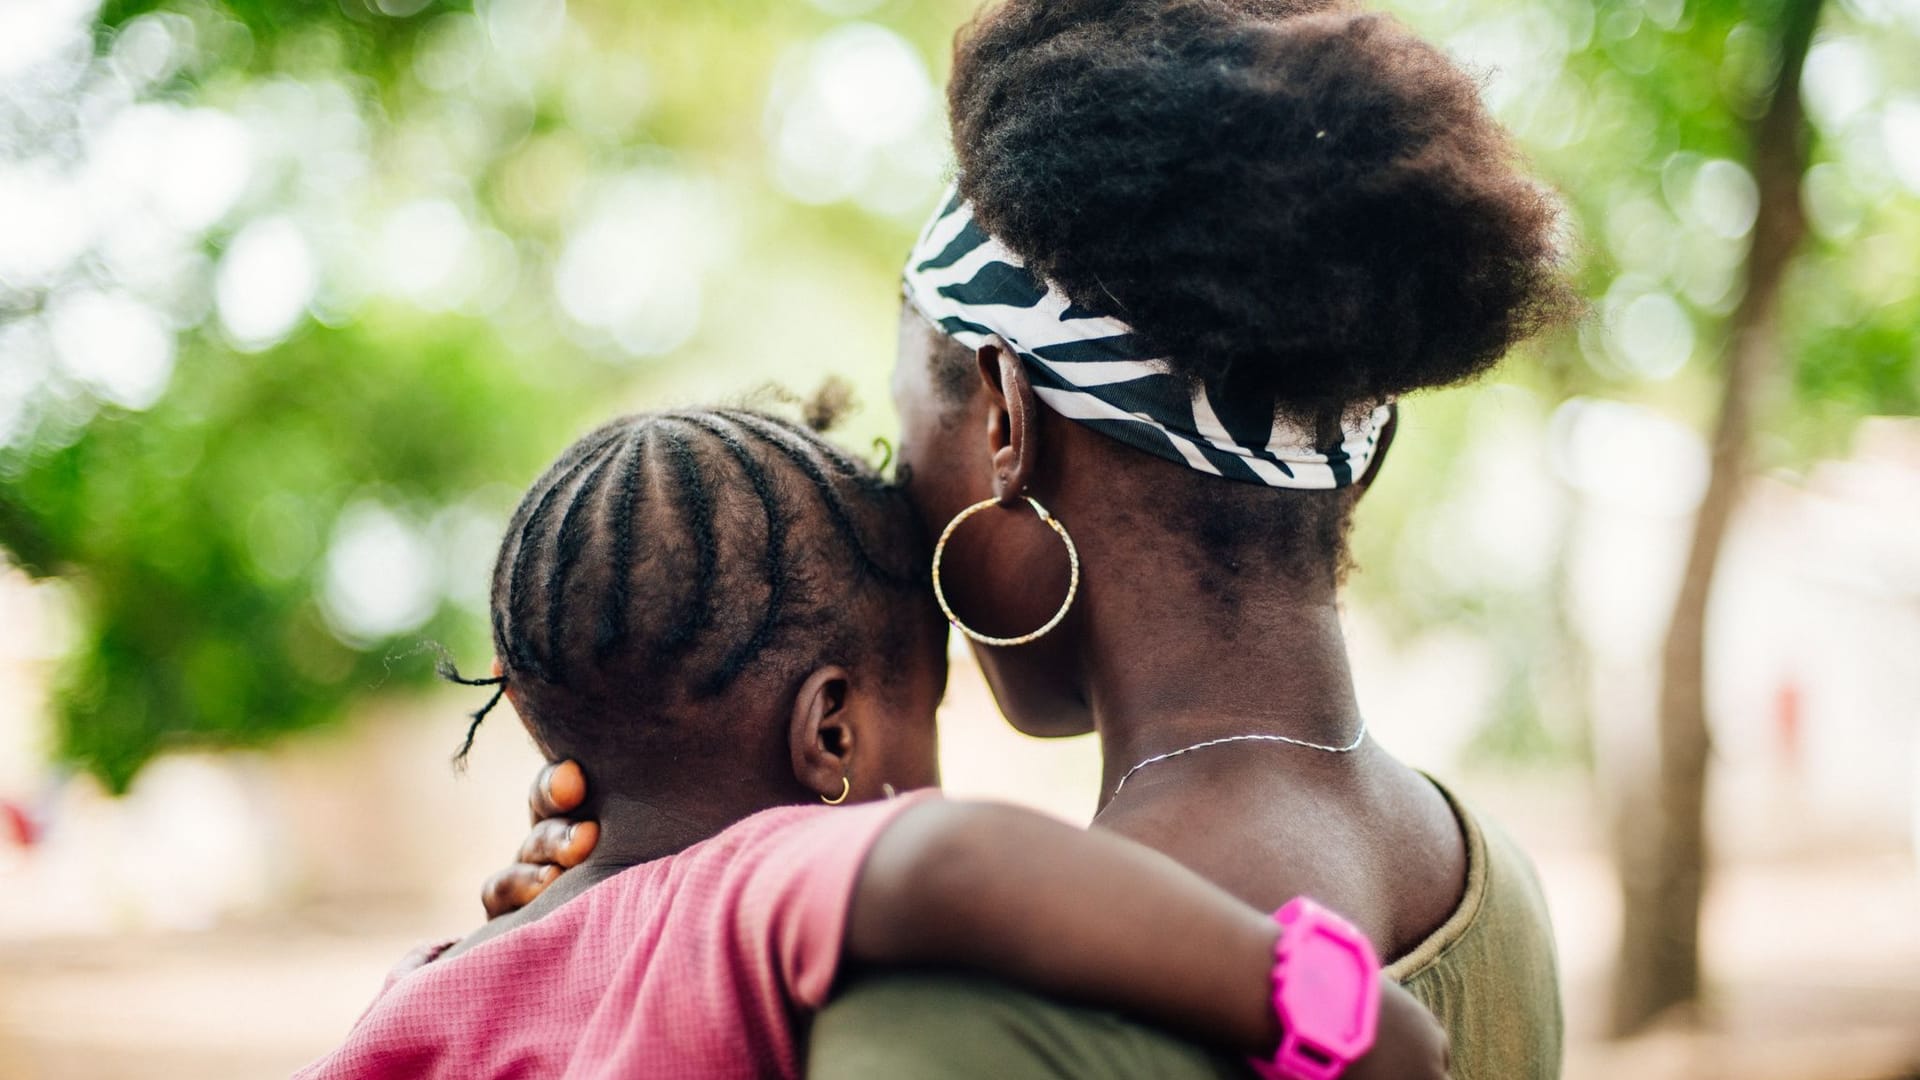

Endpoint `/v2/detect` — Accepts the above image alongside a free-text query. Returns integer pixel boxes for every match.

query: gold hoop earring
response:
[821,776,850,805]
[930,495,1081,647]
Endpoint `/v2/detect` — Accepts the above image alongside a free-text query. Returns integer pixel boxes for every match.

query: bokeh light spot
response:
[1883,97,1920,194]
[1803,37,1881,133]
[216,217,317,351]
[320,500,439,645]
[1549,396,1709,515]
[553,170,714,358]
[765,23,942,212]
[1690,159,1760,240]
[47,290,177,411]
[376,198,475,308]
[1606,288,1696,380]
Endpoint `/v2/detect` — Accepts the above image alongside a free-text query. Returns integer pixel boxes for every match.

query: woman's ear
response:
[789,666,856,802]
[976,343,1040,504]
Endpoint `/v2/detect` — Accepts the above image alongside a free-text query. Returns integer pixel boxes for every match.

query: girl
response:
[295,408,1446,1080]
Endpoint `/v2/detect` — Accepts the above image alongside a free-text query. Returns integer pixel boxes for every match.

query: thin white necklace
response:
[1110,719,1369,798]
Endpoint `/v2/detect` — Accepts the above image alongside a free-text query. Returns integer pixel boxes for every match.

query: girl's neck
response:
[580,787,794,872]
[457,786,784,956]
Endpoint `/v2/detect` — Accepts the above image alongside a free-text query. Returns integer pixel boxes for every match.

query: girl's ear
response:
[789,666,856,802]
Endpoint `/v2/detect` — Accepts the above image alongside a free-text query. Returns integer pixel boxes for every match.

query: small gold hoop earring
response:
[930,495,1081,647]
[821,776,850,805]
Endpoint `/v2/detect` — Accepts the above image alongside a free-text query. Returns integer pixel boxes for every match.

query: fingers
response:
[482,862,561,920]
[516,818,598,869]
[529,759,587,823]
[489,761,596,921]
[480,820,596,921]
[1354,980,1451,1080]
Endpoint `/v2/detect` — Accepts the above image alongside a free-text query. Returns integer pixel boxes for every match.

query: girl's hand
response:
[480,760,600,919]
[1344,980,1451,1080]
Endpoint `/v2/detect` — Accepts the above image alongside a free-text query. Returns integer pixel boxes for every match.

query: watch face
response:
[1279,915,1379,1061]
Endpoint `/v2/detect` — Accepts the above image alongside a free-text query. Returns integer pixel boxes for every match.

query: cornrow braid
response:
[726,408,869,482]
[653,425,718,656]
[715,409,918,587]
[670,414,793,695]
[461,407,936,768]
[497,427,629,680]
[541,442,624,682]
[594,431,650,660]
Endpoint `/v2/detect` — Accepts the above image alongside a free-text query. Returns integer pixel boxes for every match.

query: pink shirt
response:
[296,793,932,1080]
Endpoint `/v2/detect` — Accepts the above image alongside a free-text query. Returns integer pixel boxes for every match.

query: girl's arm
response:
[845,800,1448,1077]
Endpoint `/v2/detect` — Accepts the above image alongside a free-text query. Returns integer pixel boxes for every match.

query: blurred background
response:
[0,0,1916,1076]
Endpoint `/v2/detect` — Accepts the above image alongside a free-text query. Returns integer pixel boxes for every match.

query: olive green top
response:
[807,778,1562,1080]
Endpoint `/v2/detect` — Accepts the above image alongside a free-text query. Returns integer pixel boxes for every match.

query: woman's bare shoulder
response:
[1093,753,1468,958]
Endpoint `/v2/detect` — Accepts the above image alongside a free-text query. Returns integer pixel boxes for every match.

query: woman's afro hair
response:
[948,0,1580,418]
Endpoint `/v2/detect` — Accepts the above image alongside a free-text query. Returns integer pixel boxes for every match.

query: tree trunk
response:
[1609,0,1826,1035]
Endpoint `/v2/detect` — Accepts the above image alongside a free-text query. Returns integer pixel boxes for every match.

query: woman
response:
[487,0,1576,1076]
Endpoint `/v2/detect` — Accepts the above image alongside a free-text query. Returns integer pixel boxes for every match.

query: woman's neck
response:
[1031,433,1371,809]
[1069,583,1428,935]
[1077,585,1367,813]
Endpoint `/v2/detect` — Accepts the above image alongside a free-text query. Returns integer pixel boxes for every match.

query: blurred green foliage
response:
[0,0,1914,789]
[0,323,576,787]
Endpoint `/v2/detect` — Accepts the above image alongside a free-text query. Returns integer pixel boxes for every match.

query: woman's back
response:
[808,778,1561,1080]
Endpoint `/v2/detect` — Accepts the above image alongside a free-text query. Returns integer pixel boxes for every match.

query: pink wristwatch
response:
[1248,897,1383,1080]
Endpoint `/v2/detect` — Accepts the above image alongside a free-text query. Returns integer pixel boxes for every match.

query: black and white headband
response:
[903,185,1392,490]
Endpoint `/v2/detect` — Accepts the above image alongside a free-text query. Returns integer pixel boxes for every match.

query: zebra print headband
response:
[902,186,1392,490]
